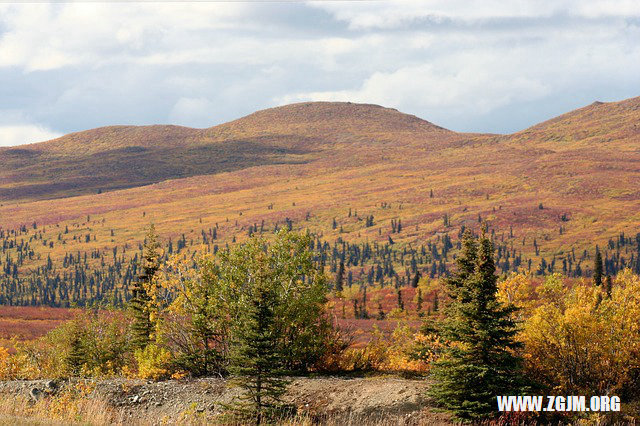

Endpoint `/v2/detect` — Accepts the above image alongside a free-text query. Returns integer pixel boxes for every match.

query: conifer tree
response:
[229,283,290,425]
[594,249,603,286]
[605,274,612,298]
[396,287,404,311]
[67,325,85,376]
[130,224,161,350]
[429,228,525,420]
[377,301,385,320]
[360,286,369,319]
[335,261,345,292]
[411,270,421,288]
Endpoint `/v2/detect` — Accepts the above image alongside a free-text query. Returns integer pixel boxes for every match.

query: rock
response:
[44,380,58,393]
[29,387,44,402]
[130,395,141,404]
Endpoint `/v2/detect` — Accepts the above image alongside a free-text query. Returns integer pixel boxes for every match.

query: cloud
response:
[0,2,638,134]
[278,58,551,117]
[309,0,640,30]
[169,97,216,128]
[0,124,61,147]
[0,3,252,71]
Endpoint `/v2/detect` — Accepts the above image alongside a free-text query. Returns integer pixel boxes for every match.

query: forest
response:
[1,224,639,424]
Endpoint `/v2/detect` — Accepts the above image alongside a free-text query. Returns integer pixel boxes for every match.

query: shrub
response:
[520,270,640,397]
[135,343,173,381]
[8,310,132,379]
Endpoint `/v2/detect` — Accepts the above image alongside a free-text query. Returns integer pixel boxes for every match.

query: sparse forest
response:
[1,224,640,424]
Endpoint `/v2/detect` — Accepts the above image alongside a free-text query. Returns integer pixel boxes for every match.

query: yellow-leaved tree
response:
[519,270,640,397]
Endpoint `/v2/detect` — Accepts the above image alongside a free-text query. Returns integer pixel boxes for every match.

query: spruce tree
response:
[594,249,603,286]
[67,324,86,376]
[605,275,613,298]
[377,302,385,320]
[130,224,161,350]
[429,228,525,420]
[411,270,421,288]
[335,261,345,292]
[229,284,290,425]
[396,287,404,311]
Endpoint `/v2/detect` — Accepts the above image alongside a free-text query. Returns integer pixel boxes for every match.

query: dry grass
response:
[0,394,442,425]
[0,394,124,426]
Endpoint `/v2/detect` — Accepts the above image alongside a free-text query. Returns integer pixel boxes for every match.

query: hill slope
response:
[0,102,451,202]
[1,97,640,306]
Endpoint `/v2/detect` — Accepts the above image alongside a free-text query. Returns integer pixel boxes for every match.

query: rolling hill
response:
[0,102,450,203]
[1,97,639,306]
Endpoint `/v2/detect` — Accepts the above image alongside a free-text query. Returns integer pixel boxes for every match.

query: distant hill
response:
[0,102,452,202]
[1,97,640,306]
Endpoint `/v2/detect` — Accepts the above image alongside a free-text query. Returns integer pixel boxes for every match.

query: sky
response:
[0,1,638,147]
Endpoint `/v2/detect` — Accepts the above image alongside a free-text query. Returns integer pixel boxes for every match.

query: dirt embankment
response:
[0,376,451,425]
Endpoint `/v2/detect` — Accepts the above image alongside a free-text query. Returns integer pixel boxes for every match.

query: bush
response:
[520,270,640,397]
[135,343,173,381]
[6,310,132,379]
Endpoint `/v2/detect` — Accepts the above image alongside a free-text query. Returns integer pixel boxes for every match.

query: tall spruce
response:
[130,224,161,350]
[229,283,290,425]
[335,261,345,292]
[429,228,525,420]
[594,249,603,286]
[605,274,613,298]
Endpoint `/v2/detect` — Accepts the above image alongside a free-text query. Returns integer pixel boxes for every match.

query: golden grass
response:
[0,393,443,426]
[0,394,124,426]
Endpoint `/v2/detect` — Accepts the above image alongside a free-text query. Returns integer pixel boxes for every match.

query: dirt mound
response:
[0,376,451,425]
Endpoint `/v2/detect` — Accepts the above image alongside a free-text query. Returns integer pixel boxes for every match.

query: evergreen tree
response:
[360,286,369,319]
[229,283,290,425]
[411,270,421,288]
[594,249,603,287]
[429,228,525,420]
[129,224,161,350]
[335,261,345,292]
[605,274,613,298]
[396,287,404,311]
[377,301,385,320]
[67,325,85,376]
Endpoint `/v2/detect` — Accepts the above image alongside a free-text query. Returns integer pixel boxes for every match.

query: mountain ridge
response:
[0,95,638,208]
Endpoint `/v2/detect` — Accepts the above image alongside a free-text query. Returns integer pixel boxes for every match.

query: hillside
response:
[1,97,640,306]
[0,102,450,203]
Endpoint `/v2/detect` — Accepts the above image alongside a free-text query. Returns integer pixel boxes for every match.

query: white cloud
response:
[0,124,61,147]
[0,3,251,71]
[310,0,640,30]
[281,63,549,113]
[0,1,638,134]
[169,97,216,128]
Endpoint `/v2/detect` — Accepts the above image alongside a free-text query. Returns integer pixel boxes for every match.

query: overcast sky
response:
[0,1,638,146]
